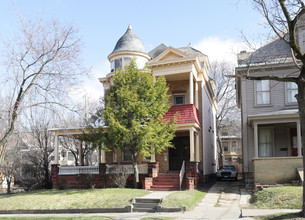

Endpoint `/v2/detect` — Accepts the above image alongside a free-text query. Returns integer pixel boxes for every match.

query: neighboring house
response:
[51,25,217,190]
[220,133,242,173]
[235,32,304,185]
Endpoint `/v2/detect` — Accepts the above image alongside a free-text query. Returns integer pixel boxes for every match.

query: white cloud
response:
[69,59,109,103]
[194,37,247,65]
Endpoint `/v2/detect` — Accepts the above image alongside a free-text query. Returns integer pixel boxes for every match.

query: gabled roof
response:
[163,104,201,125]
[150,46,188,62]
[148,45,206,61]
[178,46,206,57]
[148,43,168,59]
[238,37,292,66]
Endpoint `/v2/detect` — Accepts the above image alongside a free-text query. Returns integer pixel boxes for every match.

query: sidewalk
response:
[0,182,302,219]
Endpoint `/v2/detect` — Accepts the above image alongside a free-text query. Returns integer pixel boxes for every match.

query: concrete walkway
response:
[140,190,175,199]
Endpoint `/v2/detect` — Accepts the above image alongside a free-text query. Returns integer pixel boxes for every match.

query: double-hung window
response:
[287,82,297,104]
[231,141,237,152]
[256,80,270,105]
[258,127,273,157]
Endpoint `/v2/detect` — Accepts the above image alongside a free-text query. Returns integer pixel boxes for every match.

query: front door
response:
[168,136,190,171]
[290,128,303,156]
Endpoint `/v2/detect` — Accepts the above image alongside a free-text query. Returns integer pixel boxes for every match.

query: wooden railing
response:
[179,160,185,190]
[58,166,99,175]
[106,164,148,174]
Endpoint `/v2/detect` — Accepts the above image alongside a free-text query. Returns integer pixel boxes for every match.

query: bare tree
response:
[0,17,86,162]
[0,136,22,193]
[238,0,305,215]
[18,109,54,190]
[59,136,93,166]
[210,61,240,166]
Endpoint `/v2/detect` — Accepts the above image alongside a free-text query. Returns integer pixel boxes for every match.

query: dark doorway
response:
[169,136,190,171]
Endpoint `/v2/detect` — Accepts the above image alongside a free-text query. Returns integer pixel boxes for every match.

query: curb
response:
[0,206,185,214]
[0,207,130,214]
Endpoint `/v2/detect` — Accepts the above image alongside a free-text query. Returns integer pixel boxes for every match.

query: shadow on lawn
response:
[0,189,104,198]
[261,212,303,220]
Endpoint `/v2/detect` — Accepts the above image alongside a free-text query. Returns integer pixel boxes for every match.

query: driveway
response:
[180,180,245,219]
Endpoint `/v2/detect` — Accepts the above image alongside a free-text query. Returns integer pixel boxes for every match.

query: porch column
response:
[101,149,106,163]
[195,132,200,162]
[190,128,195,161]
[189,72,194,104]
[195,81,199,108]
[254,123,259,158]
[54,133,59,164]
[297,121,302,157]
[79,141,83,166]
[150,146,156,162]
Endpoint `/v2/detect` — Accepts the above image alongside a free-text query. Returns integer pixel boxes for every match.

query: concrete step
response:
[150,185,180,190]
[133,203,158,209]
[133,207,156,212]
[133,198,161,204]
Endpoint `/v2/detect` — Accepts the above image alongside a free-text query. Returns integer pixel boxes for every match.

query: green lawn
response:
[161,189,206,210]
[255,212,303,220]
[252,186,302,209]
[0,188,149,210]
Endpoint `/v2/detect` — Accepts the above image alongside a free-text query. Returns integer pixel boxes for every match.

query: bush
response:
[108,167,129,188]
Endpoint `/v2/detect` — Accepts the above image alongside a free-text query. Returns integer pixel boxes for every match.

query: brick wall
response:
[52,164,147,189]
[253,157,302,185]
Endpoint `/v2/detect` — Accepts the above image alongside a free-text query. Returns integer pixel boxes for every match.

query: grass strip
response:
[0,188,149,210]
[161,189,206,210]
[252,186,302,209]
[256,212,302,220]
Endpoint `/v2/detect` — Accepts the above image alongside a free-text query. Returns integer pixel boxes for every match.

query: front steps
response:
[132,198,161,212]
[150,172,180,191]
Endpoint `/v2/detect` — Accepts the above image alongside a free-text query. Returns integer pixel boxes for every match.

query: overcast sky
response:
[0,0,266,101]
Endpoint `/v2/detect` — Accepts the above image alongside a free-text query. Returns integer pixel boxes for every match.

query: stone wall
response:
[253,157,302,185]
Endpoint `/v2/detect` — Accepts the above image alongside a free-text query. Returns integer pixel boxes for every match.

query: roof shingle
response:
[163,104,201,125]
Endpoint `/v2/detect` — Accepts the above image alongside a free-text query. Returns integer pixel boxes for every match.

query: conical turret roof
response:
[111,25,146,54]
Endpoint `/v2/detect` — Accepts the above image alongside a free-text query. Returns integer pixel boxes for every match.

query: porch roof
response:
[163,104,201,126]
[248,109,299,126]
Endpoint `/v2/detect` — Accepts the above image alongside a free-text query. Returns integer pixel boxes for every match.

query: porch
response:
[248,109,303,185]
[49,119,202,190]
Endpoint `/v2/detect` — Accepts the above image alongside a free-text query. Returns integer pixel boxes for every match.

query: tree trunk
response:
[6,178,11,194]
[217,133,224,166]
[132,152,139,189]
[296,74,305,217]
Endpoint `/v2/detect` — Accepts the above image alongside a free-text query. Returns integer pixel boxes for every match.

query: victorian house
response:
[51,25,217,190]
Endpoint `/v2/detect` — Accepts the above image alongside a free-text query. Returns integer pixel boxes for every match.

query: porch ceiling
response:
[248,109,299,127]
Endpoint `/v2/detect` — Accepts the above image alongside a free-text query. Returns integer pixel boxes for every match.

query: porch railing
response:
[179,160,185,190]
[106,164,148,174]
[58,166,99,175]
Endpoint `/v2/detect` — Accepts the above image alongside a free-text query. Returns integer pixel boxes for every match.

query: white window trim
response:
[285,82,298,105]
[255,80,272,107]
[231,141,237,152]
[258,126,275,158]
[174,94,186,105]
